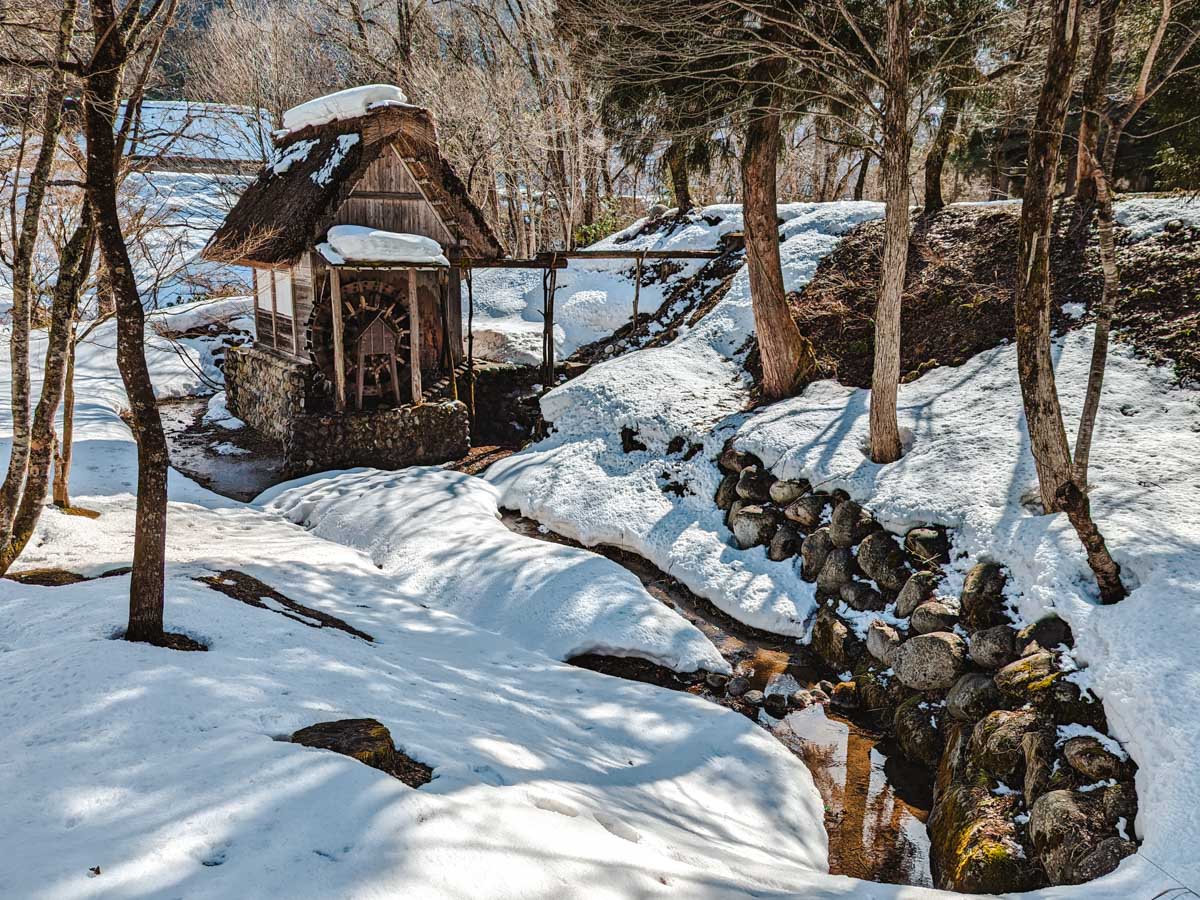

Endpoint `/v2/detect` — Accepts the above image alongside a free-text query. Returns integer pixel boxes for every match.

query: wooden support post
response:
[440,269,458,401]
[542,264,558,388]
[268,268,279,351]
[290,270,300,355]
[466,267,476,422]
[329,268,348,411]
[632,251,643,341]
[408,267,422,403]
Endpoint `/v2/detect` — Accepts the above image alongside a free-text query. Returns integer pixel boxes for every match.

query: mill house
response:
[202,86,505,473]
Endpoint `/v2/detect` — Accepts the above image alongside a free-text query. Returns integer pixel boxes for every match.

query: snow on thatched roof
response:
[317,226,450,267]
[281,85,411,133]
[201,102,504,267]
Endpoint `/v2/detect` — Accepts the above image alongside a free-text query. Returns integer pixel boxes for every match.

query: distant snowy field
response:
[489,195,1200,897]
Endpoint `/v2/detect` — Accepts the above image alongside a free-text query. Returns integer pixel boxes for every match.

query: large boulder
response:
[1022,729,1058,806]
[892,632,968,691]
[946,673,1006,722]
[767,523,803,561]
[785,493,830,530]
[1016,614,1074,654]
[856,531,909,592]
[735,465,774,503]
[905,525,951,567]
[799,527,834,581]
[1063,735,1130,782]
[866,619,902,665]
[929,724,1044,893]
[718,444,762,475]
[816,547,859,595]
[811,606,859,670]
[970,709,1046,779]
[829,499,877,548]
[960,563,1009,631]
[769,478,810,505]
[894,694,944,767]
[1029,790,1134,884]
[969,624,1018,670]
[714,473,739,510]
[896,571,938,617]
[853,664,911,712]
[291,718,432,787]
[911,600,960,635]
[840,580,886,612]
[731,505,779,549]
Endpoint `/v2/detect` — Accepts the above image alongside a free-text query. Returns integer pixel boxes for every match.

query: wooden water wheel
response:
[310,278,412,404]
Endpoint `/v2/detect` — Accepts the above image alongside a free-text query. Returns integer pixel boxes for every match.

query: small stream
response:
[159,404,933,887]
[501,513,934,887]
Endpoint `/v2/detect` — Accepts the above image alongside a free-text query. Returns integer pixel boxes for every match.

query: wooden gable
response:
[330,144,457,249]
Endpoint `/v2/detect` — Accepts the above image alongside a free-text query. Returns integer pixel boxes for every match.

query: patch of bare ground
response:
[786,200,1200,390]
[196,569,373,641]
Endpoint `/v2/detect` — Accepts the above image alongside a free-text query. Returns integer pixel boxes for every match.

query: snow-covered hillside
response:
[488,196,1200,896]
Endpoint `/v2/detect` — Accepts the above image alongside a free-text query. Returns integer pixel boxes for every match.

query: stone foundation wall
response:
[226,345,469,474]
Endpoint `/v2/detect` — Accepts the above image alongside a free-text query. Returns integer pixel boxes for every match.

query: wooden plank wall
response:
[292,254,315,361]
[332,151,456,247]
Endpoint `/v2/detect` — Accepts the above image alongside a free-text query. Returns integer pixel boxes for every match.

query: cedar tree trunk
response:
[665,140,694,213]
[923,88,965,216]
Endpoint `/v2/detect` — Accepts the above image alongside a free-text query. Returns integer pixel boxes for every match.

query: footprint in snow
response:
[594,812,641,843]
[530,795,579,817]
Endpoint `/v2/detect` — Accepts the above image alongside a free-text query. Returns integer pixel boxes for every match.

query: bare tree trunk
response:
[923,88,965,216]
[0,214,93,573]
[83,2,173,644]
[870,0,911,464]
[0,0,77,542]
[665,139,693,213]
[1073,0,1122,205]
[853,151,871,200]
[741,60,816,398]
[52,327,77,509]
[1016,0,1124,602]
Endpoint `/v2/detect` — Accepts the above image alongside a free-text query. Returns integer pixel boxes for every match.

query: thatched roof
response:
[202,104,504,266]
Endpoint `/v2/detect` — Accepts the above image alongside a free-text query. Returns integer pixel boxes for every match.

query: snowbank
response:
[320,225,449,267]
[487,196,1200,896]
[258,467,728,673]
[282,85,410,133]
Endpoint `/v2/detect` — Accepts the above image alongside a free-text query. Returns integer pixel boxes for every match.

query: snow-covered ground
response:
[488,196,1200,896]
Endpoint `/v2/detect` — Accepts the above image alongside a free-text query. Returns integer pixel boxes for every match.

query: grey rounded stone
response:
[866,619,902,665]
[731,505,779,549]
[891,632,968,691]
[841,580,885,612]
[800,527,834,581]
[767,523,802,561]
[970,708,1045,778]
[763,692,789,718]
[769,478,810,505]
[735,465,775,503]
[911,600,960,634]
[726,676,751,698]
[742,689,764,706]
[789,689,814,709]
[896,571,939,618]
[705,672,730,691]
[817,548,859,595]
[725,498,747,528]
[960,562,1008,631]
[810,607,857,670]
[1016,614,1074,655]
[969,624,1018,670]
[1063,735,1128,782]
[817,680,834,694]
[856,530,909,592]
[1030,789,1120,885]
[785,493,830,530]
[1073,837,1137,883]
[714,473,739,511]
[829,499,877,548]
[810,688,830,704]
[946,672,1005,721]
[717,445,762,475]
[904,525,950,567]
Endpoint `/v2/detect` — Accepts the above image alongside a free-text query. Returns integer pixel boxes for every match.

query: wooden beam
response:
[329,268,348,411]
[347,190,424,201]
[632,252,643,339]
[268,268,279,351]
[455,257,568,270]
[553,249,721,260]
[408,268,422,403]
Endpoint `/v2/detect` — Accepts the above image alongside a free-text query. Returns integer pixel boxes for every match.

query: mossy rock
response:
[810,605,861,670]
[291,718,432,787]
[960,562,1009,632]
[969,709,1048,780]
[929,724,1045,892]
[894,694,944,767]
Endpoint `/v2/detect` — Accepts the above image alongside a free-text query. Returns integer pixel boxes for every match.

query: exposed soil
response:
[788,201,1200,389]
[502,510,934,887]
[197,569,374,641]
